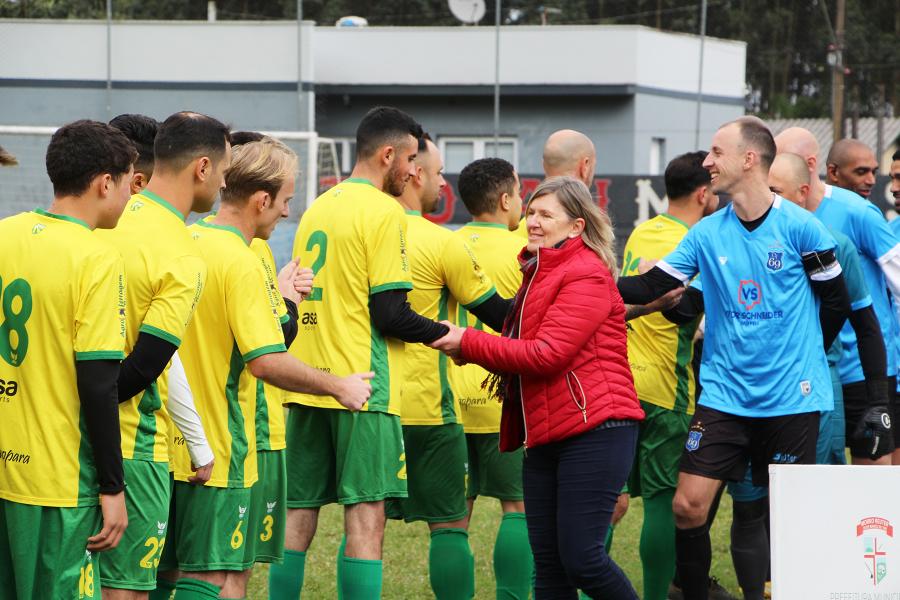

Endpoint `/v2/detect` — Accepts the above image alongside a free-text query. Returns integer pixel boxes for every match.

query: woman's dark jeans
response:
[523,423,639,599]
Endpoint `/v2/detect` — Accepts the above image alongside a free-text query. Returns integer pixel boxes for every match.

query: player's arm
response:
[116,332,177,402]
[849,304,895,459]
[662,287,704,324]
[467,292,512,332]
[281,299,299,347]
[369,289,449,343]
[167,352,214,480]
[247,352,373,411]
[617,265,685,305]
[802,248,851,350]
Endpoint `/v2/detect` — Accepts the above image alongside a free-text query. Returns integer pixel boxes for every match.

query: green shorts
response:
[466,432,524,501]
[244,449,287,564]
[0,498,101,599]
[168,481,253,572]
[285,406,407,507]
[99,459,171,590]
[626,401,692,499]
[386,424,468,523]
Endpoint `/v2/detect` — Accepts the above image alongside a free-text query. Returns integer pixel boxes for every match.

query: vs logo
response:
[766,251,783,271]
[738,280,762,311]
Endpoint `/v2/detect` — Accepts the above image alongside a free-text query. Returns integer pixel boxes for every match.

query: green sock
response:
[339,554,383,600]
[336,535,347,600]
[268,549,307,600]
[640,490,677,600]
[493,513,533,600]
[149,578,177,600]
[429,528,475,600]
[173,578,221,600]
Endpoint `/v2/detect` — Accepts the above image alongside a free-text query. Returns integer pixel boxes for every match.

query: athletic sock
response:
[149,578,178,600]
[340,554,383,600]
[640,490,677,600]
[268,549,307,600]
[172,578,221,600]
[429,528,475,600]
[336,535,347,600]
[493,513,533,600]
[675,524,711,600]
[730,498,769,600]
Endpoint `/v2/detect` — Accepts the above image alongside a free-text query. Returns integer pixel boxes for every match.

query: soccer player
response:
[110,113,160,194]
[825,139,879,199]
[96,112,227,600]
[165,135,373,600]
[515,129,597,238]
[451,157,535,599]
[617,151,718,600]
[775,127,900,464]
[891,150,900,213]
[0,119,135,598]
[388,138,512,600]
[617,117,852,600]
[271,106,451,600]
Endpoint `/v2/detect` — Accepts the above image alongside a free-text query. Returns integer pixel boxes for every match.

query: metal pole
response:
[106,0,112,119]
[693,0,707,150]
[493,0,501,156]
[297,0,304,131]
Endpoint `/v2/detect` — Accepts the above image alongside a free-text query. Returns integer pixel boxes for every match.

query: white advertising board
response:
[770,465,900,599]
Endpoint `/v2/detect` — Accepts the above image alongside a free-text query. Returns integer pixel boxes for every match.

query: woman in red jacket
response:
[431,176,644,598]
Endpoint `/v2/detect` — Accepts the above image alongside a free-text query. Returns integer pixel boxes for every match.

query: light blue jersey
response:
[814,185,900,384]
[826,227,872,366]
[658,196,835,417]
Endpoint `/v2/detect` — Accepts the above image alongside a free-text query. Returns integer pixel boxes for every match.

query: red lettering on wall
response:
[425,185,456,224]
[595,179,611,210]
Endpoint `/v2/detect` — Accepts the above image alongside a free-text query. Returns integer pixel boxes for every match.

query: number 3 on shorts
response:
[260,514,274,542]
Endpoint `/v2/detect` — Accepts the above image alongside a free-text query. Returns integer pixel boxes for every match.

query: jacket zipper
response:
[566,371,588,423]
[518,248,540,451]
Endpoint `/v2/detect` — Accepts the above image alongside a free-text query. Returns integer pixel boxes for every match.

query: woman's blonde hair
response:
[221,137,299,204]
[530,176,618,279]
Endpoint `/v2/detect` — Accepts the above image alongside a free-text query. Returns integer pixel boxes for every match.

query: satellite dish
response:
[448,0,486,25]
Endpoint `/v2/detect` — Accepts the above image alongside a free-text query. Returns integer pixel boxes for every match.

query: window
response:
[333,137,357,175]
[650,137,666,175]
[438,137,518,173]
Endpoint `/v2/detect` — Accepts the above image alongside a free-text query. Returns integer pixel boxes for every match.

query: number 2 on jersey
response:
[305,231,328,302]
[0,276,32,367]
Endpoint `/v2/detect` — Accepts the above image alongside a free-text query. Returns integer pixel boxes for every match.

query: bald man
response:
[889,149,900,218]
[514,130,598,239]
[826,139,879,199]
[776,127,900,464]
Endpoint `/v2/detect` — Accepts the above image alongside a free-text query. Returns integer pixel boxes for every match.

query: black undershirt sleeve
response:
[803,249,851,350]
[848,305,887,379]
[369,289,450,344]
[76,360,125,495]
[468,292,513,333]
[663,287,705,325]
[617,266,685,305]
[281,298,299,348]
[117,332,178,402]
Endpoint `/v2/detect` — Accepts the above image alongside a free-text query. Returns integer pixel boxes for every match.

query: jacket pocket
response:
[565,370,588,423]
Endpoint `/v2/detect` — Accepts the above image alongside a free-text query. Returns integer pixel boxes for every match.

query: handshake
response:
[428,320,467,364]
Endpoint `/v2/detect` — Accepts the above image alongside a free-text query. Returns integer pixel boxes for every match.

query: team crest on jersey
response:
[31,223,45,235]
[685,422,705,452]
[266,501,277,514]
[766,251,783,271]
[238,505,248,519]
[157,520,168,536]
[738,280,762,311]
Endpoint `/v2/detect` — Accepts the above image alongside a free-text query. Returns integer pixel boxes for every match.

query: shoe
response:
[668,578,739,600]
[708,577,739,600]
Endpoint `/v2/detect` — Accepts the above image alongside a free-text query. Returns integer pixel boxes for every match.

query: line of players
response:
[2,107,900,600]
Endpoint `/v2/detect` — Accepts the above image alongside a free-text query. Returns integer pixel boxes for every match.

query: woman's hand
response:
[428,321,465,360]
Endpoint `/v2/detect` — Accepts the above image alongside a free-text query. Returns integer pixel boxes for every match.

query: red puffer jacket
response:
[460,237,643,451]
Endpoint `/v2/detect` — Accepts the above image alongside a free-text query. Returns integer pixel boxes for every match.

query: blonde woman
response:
[432,176,643,598]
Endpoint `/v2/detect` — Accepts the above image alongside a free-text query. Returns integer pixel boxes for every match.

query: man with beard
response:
[826,139,879,200]
[386,136,511,599]
[888,149,900,234]
[271,107,452,600]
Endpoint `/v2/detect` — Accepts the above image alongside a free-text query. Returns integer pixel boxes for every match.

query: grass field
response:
[245,494,741,599]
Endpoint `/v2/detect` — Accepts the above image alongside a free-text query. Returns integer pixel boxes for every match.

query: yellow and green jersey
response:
[249,237,288,451]
[285,178,413,415]
[448,222,524,433]
[172,221,286,488]
[400,212,496,426]
[0,210,126,507]
[621,213,699,414]
[96,191,206,463]
[515,217,528,239]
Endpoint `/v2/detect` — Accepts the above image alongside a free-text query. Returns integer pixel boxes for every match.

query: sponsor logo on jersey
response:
[800,380,811,395]
[238,505,248,519]
[157,521,168,536]
[0,447,31,466]
[266,501,277,514]
[31,224,45,235]
[766,251,784,271]
[718,256,728,265]
[130,200,145,212]
[857,517,893,587]
[0,378,18,400]
[738,279,762,311]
